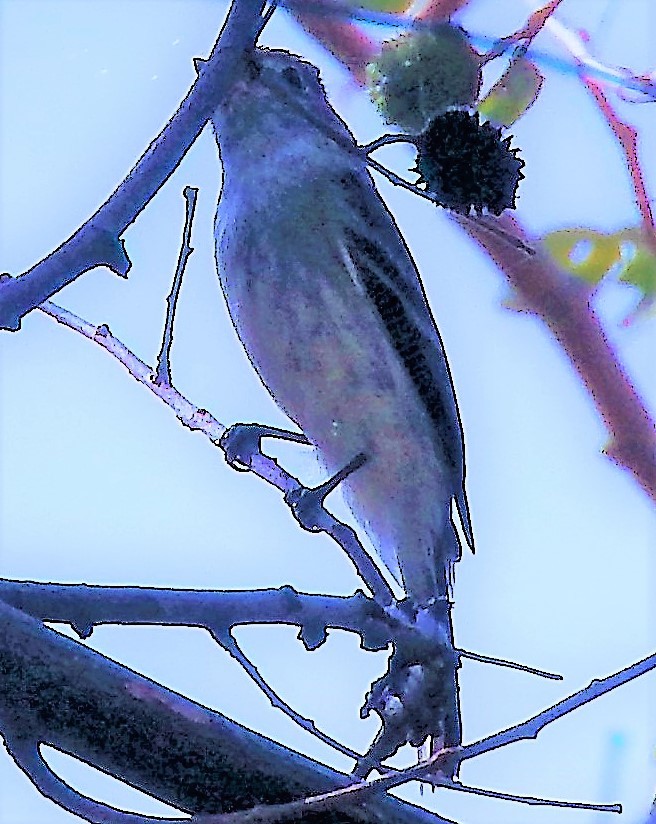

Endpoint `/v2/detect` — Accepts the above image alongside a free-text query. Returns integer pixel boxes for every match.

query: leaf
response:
[478,57,543,127]
[543,229,622,284]
[617,241,656,324]
[619,244,656,295]
[354,0,414,11]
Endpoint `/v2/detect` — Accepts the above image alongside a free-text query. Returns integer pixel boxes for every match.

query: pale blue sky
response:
[1,1,655,822]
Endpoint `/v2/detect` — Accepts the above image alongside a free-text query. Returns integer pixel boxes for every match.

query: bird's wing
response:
[338,169,474,551]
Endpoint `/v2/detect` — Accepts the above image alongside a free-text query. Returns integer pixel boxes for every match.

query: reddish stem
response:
[287,2,378,82]
[481,0,564,64]
[417,0,472,21]
[583,76,656,256]
[458,215,656,503]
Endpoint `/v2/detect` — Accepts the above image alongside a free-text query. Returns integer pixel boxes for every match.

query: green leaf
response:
[619,244,656,295]
[543,229,622,284]
[355,0,414,11]
[478,57,543,127]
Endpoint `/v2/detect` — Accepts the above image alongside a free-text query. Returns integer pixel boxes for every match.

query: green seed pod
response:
[367,25,482,134]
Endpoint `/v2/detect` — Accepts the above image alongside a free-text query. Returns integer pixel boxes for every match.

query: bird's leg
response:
[220,424,367,528]
[220,424,393,604]
[285,451,367,532]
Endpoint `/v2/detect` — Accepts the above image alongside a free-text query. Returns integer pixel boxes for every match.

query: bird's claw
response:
[219,423,265,472]
[284,485,327,532]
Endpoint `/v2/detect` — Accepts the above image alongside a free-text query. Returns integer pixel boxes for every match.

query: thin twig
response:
[481,0,565,65]
[197,649,655,823]
[437,778,620,813]
[361,134,417,155]
[211,629,363,761]
[37,302,394,604]
[459,650,656,762]
[154,186,198,386]
[38,301,226,438]
[30,305,170,435]
[582,78,656,255]
[455,647,562,680]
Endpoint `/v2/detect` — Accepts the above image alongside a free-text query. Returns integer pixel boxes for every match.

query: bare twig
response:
[537,9,656,256]
[437,778,620,813]
[154,186,199,386]
[459,650,656,762]
[36,301,394,603]
[455,647,562,680]
[200,649,655,822]
[211,628,363,761]
[481,0,564,65]
[581,79,656,255]
[361,133,417,154]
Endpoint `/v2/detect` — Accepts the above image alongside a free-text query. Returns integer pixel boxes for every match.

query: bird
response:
[210,46,473,769]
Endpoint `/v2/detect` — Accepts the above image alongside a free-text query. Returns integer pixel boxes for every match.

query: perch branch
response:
[210,628,362,761]
[0,580,394,647]
[38,301,394,604]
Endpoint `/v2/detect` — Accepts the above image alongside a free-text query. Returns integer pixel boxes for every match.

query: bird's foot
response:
[219,422,310,472]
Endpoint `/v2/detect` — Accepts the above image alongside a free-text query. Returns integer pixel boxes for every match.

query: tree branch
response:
[0,598,454,824]
[0,0,266,331]
[0,580,394,648]
[455,213,656,503]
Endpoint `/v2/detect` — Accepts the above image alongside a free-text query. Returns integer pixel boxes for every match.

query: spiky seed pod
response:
[367,25,482,134]
[415,110,525,215]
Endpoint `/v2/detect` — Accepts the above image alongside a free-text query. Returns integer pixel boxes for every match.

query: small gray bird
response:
[211,45,474,773]
[211,47,473,610]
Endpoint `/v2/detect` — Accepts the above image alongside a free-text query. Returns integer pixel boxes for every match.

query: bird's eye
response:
[281,66,303,89]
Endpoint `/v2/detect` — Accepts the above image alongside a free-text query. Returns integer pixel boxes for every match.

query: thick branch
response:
[0,599,452,824]
[0,580,393,651]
